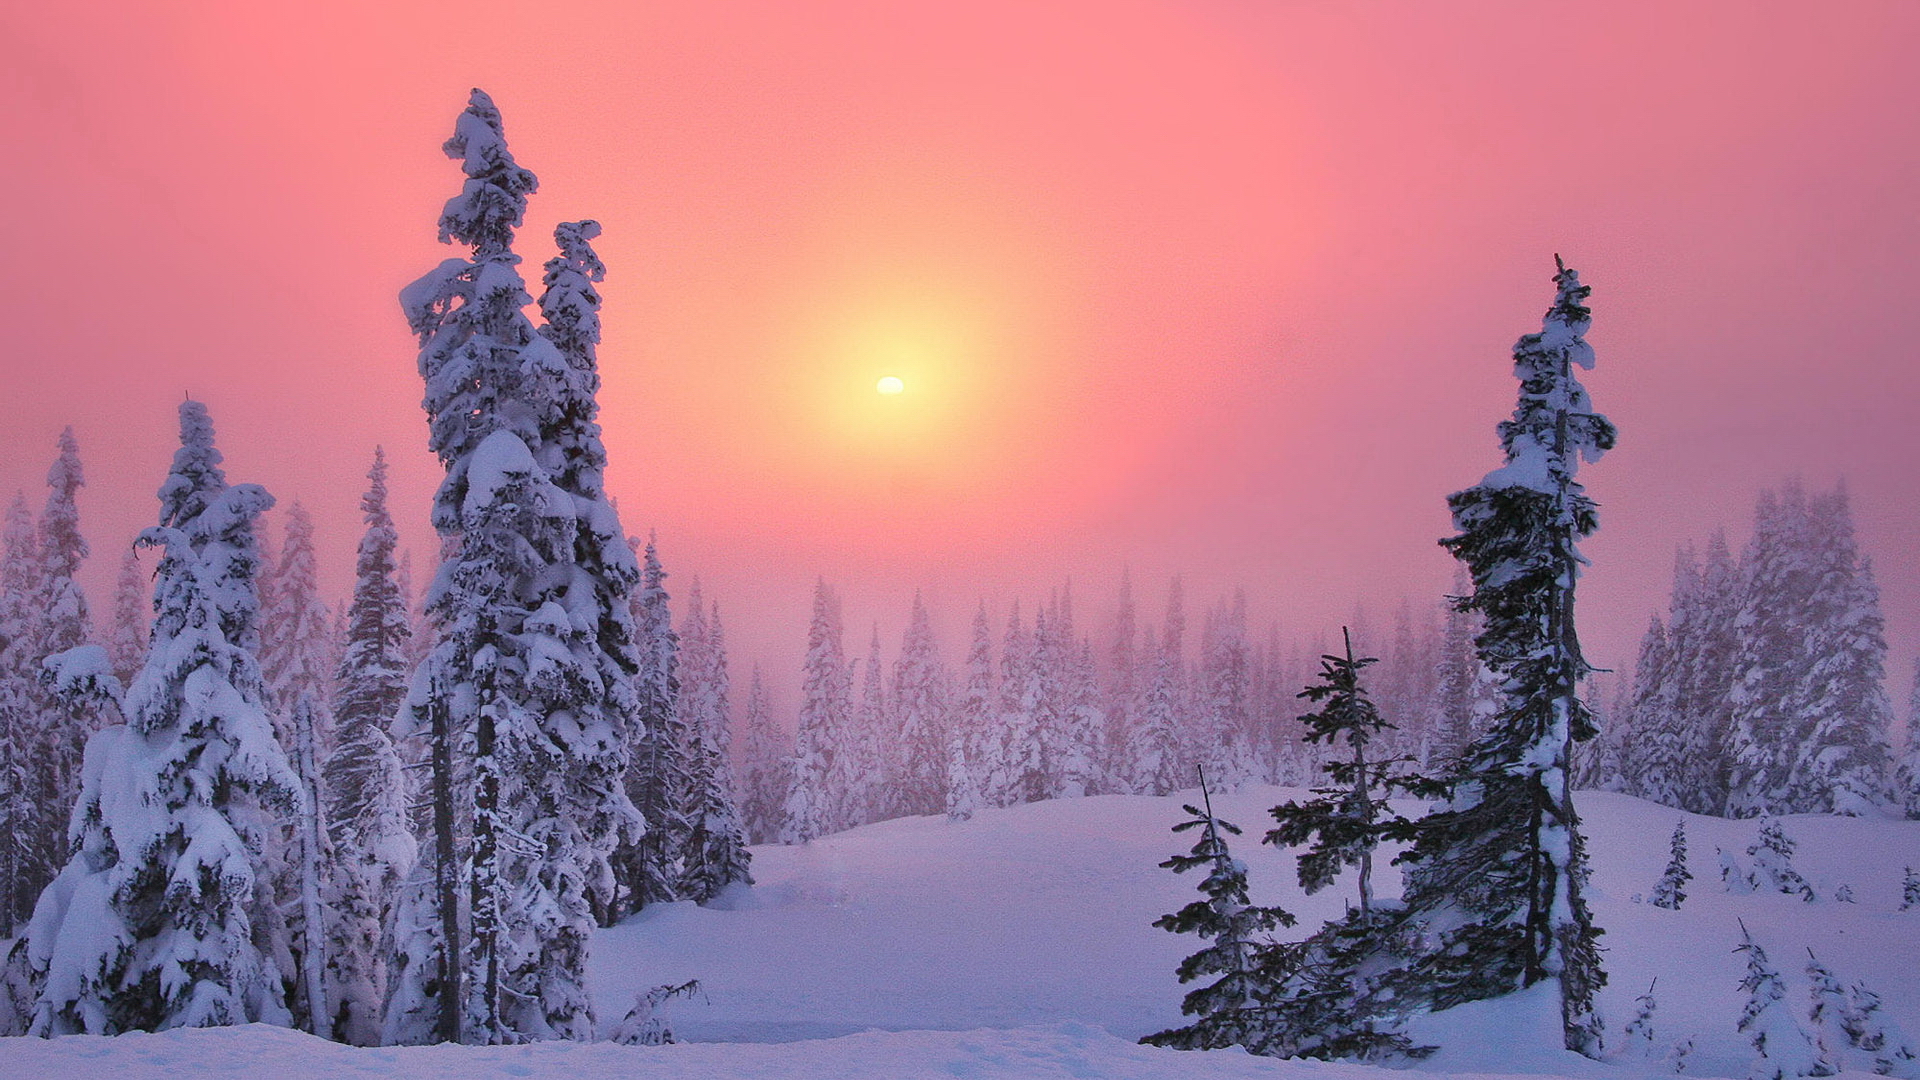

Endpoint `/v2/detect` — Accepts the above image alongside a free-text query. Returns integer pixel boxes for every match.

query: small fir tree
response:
[1736,922,1833,1080]
[1623,979,1659,1059]
[1649,821,1691,910]
[617,535,690,908]
[1264,628,1436,914]
[1841,976,1920,1079]
[1141,772,1295,1052]
[1901,867,1918,912]
[1745,819,1816,901]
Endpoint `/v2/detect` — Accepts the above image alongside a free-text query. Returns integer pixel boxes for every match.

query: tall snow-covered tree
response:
[1620,550,1691,807]
[21,399,295,1034]
[1726,483,1894,816]
[733,664,788,844]
[397,89,643,1043]
[1134,622,1186,796]
[616,536,688,911]
[1404,258,1615,1054]
[1104,568,1139,791]
[889,591,948,818]
[0,496,39,936]
[26,429,95,889]
[1197,594,1254,790]
[988,601,1044,805]
[676,593,750,903]
[1788,486,1893,814]
[1898,660,1920,820]
[260,503,334,733]
[781,580,846,844]
[106,548,148,686]
[844,625,889,826]
[1677,531,1740,812]
[1431,567,1482,770]
[948,603,996,819]
[323,447,417,1044]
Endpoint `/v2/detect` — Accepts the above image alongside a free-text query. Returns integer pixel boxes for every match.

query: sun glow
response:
[877,375,905,395]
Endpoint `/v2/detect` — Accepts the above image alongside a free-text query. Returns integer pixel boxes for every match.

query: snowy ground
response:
[4,787,1917,1078]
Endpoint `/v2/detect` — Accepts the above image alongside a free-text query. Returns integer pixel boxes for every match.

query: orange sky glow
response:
[2,1,1917,711]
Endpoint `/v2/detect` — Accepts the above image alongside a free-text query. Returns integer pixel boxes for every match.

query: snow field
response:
[5,786,1917,1078]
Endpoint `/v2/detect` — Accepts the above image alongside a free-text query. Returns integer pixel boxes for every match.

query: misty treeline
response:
[743,572,1491,844]
[1585,479,1918,819]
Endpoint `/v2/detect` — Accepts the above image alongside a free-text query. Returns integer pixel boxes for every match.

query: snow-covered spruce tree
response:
[286,693,334,1037]
[22,429,96,909]
[106,548,148,686]
[1838,973,1920,1078]
[1677,531,1740,813]
[398,89,642,1042]
[1735,923,1833,1080]
[261,503,334,732]
[845,626,889,826]
[1899,662,1920,820]
[1142,775,1295,1052]
[1104,568,1139,792]
[1727,484,1894,816]
[1045,587,1105,799]
[890,591,949,818]
[1787,486,1893,815]
[1134,624,1186,796]
[1197,595,1254,792]
[256,502,338,1033]
[1622,979,1659,1059]
[615,536,688,910]
[528,214,650,939]
[1619,555,1687,807]
[986,601,1044,806]
[1403,258,1615,1054]
[322,447,417,1045]
[1649,821,1691,910]
[1902,867,1919,912]
[1430,567,1482,770]
[946,603,996,821]
[1741,819,1815,901]
[22,399,296,1034]
[1029,603,1064,800]
[780,579,845,844]
[0,495,40,938]
[676,594,750,903]
[735,664,789,844]
[1264,628,1437,915]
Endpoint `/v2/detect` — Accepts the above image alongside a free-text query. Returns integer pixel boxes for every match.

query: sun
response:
[876,375,905,395]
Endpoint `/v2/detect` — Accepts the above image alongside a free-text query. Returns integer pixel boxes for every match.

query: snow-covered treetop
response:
[438,88,538,260]
[1478,259,1617,497]
[41,426,87,574]
[536,219,610,495]
[157,400,227,530]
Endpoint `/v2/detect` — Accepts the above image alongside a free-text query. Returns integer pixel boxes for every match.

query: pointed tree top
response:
[158,399,227,529]
[437,88,538,257]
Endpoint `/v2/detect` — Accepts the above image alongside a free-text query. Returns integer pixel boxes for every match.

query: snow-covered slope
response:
[5,787,1917,1078]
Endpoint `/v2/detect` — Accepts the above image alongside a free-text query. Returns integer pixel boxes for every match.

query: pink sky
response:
[2,1,1916,712]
